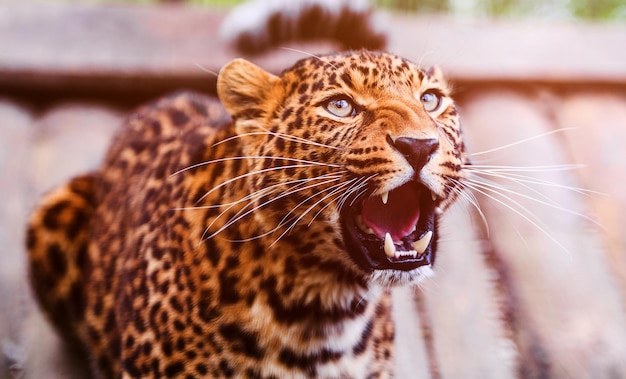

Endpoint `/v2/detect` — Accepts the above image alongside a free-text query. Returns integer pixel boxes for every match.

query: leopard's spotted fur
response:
[26,51,466,377]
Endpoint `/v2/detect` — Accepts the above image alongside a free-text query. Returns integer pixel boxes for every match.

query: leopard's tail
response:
[220,0,387,55]
[25,173,98,348]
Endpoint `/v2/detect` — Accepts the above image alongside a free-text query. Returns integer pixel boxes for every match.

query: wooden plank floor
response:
[2,2,625,102]
[2,86,624,378]
[1,2,625,378]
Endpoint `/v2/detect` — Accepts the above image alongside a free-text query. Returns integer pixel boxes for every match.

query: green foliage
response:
[55,0,626,21]
[375,0,626,21]
[570,0,626,20]
[376,0,449,13]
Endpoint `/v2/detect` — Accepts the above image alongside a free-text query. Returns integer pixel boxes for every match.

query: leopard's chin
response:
[340,180,439,274]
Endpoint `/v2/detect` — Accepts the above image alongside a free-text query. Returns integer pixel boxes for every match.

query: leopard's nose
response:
[389,136,439,172]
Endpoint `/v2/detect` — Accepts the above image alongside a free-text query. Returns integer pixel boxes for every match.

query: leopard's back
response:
[26,172,97,353]
[26,92,234,376]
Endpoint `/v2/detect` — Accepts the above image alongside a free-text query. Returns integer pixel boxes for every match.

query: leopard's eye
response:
[324,96,357,118]
[420,91,442,112]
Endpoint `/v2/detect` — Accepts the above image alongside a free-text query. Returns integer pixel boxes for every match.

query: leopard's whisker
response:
[203,175,345,241]
[200,175,333,240]
[200,190,265,242]
[466,171,568,210]
[463,163,585,173]
[308,178,362,227]
[270,180,356,247]
[346,176,375,206]
[221,172,346,226]
[446,179,490,235]
[335,175,375,214]
[194,63,219,77]
[468,127,576,157]
[459,179,573,254]
[205,175,345,240]
[212,130,344,151]
[277,179,356,231]
[463,176,602,229]
[467,170,590,214]
[464,167,603,197]
[200,180,300,237]
[349,184,373,207]
[194,162,340,206]
[317,174,376,227]
[230,179,354,244]
[178,186,276,212]
[171,155,341,177]
[176,171,347,211]
[279,47,339,70]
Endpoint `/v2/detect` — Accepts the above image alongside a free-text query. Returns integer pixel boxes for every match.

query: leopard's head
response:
[217,51,466,286]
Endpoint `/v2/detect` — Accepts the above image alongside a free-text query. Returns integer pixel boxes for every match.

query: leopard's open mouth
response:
[341,181,438,272]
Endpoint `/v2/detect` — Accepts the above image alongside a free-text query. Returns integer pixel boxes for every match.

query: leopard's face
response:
[218,51,466,286]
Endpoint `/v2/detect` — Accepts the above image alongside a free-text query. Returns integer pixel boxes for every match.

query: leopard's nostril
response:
[390,137,439,172]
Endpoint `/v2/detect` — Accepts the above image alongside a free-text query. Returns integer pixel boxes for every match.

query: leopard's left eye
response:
[324,96,358,118]
[420,91,442,112]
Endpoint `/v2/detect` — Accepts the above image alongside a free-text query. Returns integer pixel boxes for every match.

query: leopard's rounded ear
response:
[217,58,283,119]
[426,65,447,86]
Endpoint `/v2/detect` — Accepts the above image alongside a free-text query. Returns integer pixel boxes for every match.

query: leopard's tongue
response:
[361,182,421,241]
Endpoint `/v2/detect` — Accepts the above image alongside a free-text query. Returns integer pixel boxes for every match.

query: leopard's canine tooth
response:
[384,233,395,257]
[381,191,389,205]
[412,230,433,255]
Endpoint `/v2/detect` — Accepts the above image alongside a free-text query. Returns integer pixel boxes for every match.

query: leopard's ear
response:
[217,58,283,119]
[426,65,447,86]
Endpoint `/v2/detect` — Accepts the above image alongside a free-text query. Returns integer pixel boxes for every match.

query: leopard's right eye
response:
[324,96,358,118]
[420,91,442,112]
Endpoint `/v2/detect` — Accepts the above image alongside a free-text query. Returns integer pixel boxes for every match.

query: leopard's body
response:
[26,50,466,378]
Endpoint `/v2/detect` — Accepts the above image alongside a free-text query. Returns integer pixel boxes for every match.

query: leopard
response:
[25,50,466,378]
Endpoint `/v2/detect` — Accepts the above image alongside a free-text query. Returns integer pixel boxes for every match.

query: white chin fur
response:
[370,265,434,287]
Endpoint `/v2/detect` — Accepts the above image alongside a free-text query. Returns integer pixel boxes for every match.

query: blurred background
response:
[49,0,626,21]
[1,0,625,378]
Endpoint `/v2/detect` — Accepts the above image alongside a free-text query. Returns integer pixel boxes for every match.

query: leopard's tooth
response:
[355,214,376,235]
[431,192,437,202]
[384,233,395,258]
[395,249,418,259]
[412,230,433,255]
[381,191,389,205]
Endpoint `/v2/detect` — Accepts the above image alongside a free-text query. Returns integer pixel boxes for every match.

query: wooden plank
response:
[0,100,34,378]
[1,1,626,102]
[418,206,517,378]
[388,14,626,84]
[0,102,122,378]
[0,2,231,102]
[459,90,626,378]
[555,92,626,306]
